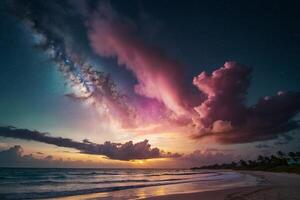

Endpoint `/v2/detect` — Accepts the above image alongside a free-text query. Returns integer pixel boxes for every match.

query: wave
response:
[6,178,184,186]
[0,178,211,200]
[146,171,221,177]
[66,172,120,176]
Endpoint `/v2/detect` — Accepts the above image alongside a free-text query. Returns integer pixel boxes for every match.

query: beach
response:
[145,171,300,200]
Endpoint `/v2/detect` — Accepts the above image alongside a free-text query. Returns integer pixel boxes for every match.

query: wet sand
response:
[145,171,300,200]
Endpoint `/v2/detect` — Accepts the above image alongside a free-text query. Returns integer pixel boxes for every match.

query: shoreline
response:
[49,170,300,200]
[145,171,300,200]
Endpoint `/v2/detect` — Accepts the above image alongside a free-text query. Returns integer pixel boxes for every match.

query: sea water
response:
[0,168,260,199]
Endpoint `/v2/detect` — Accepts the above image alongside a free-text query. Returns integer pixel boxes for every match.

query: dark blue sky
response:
[114,0,300,103]
[1,0,299,125]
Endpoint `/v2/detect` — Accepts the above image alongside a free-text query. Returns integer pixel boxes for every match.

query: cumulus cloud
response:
[0,145,36,167]
[0,126,181,161]
[87,2,200,116]
[0,145,134,168]
[192,62,300,143]
[0,145,52,167]
[179,149,239,167]
[193,62,250,129]
[0,145,67,167]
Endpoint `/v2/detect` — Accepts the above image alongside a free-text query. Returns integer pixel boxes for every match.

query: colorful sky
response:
[0,0,299,168]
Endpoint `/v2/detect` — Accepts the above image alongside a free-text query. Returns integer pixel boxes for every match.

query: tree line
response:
[192,151,300,174]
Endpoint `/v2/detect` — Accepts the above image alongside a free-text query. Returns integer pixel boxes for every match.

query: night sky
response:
[0,0,299,168]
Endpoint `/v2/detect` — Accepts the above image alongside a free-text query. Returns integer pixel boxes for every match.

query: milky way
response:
[10,0,136,128]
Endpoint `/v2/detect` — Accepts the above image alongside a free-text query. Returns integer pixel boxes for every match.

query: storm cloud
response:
[193,62,300,143]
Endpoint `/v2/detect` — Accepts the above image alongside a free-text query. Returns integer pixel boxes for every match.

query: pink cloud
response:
[86,3,199,116]
[192,61,250,129]
[192,62,300,143]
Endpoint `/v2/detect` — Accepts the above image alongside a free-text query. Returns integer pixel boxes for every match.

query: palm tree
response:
[277,151,285,158]
[288,152,298,163]
[264,156,271,166]
[257,155,265,165]
[270,155,280,167]
[239,159,248,167]
[248,160,255,167]
[230,162,237,168]
[276,151,289,165]
[296,152,300,161]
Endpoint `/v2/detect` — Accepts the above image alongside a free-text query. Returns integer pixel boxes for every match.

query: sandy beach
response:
[145,171,300,200]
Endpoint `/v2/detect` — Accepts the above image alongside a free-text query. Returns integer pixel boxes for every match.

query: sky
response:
[0,0,299,168]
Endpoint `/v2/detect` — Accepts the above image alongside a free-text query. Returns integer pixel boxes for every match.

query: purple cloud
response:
[192,62,300,143]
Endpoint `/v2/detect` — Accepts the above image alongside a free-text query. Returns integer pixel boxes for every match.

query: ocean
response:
[0,168,260,199]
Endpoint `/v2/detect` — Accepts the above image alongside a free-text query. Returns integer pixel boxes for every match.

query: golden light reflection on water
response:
[54,192,109,200]
[152,186,167,197]
[135,189,146,199]
[132,186,167,199]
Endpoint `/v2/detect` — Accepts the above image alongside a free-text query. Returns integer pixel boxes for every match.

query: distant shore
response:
[145,171,300,200]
